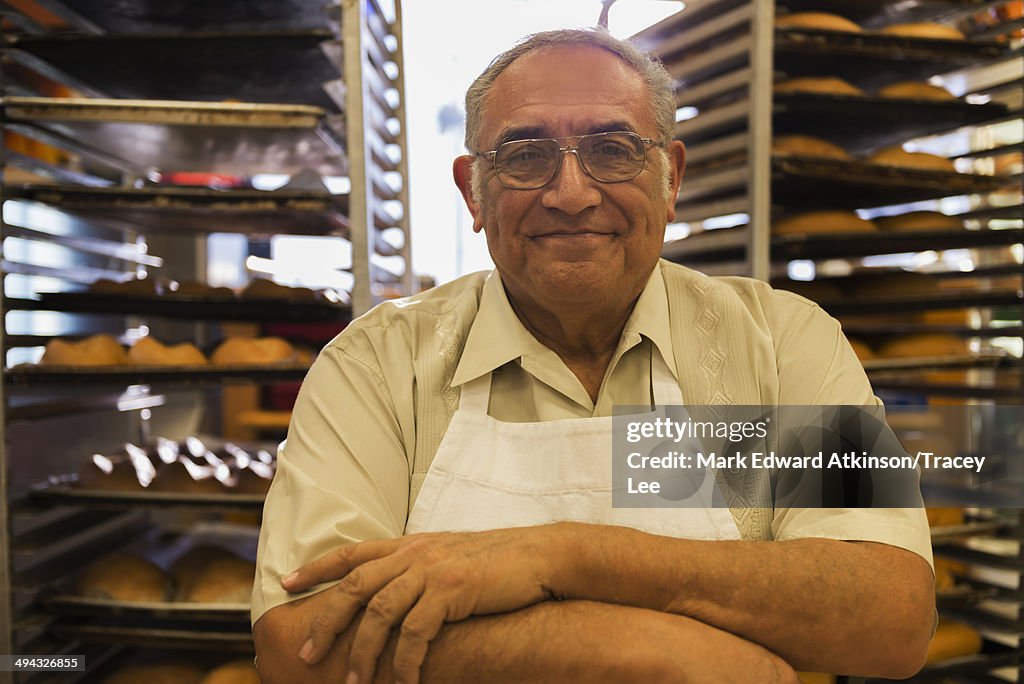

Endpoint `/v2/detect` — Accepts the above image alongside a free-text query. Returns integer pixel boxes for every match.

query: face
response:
[454,45,686,315]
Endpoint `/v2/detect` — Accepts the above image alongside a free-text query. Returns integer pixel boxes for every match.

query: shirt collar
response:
[450,262,678,388]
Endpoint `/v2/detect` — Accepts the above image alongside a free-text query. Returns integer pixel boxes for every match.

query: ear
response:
[453,155,486,233]
[665,139,686,223]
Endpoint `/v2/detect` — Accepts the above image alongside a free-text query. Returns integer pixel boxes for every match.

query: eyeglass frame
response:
[476,131,665,190]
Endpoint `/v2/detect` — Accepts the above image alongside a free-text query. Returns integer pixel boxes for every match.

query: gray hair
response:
[463,28,677,154]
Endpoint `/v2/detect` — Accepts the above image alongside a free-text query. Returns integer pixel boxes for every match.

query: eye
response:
[593,141,631,158]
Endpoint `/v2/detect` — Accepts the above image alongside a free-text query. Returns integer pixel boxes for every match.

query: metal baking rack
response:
[5,185,351,237]
[41,0,340,33]
[869,369,1024,399]
[30,482,265,513]
[779,0,999,26]
[4,364,312,387]
[1,96,349,177]
[817,291,1023,316]
[21,292,352,322]
[7,31,343,111]
[860,353,1016,372]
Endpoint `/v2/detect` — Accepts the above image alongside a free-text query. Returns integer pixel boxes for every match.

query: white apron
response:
[406,352,741,541]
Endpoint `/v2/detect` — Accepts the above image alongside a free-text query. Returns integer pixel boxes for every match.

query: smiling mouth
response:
[530,231,614,238]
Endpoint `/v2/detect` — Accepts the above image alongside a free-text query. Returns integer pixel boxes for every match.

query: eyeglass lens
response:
[494,132,646,188]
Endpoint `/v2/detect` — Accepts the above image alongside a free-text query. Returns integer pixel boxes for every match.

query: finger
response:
[301,556,408,665]
[283,538,402,592]
[391,597,448,684]
[347,574,425,684]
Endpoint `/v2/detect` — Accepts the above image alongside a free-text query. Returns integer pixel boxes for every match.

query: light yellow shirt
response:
[253,260,933,623]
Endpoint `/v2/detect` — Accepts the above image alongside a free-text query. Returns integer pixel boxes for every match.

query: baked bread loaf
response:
[926,620,982,663]
[171,545,241,593]
[103,664,206,684]
[920,309,973,326]
[772,135,851,160]
[773,211,876,236]
[128,337,208,366]
[878,334,968,358]
[877,81,956,101]
[200,661,260,684]
[775,12,861,32]
[210,337,297,365]
[875,211,962,232]
[927,507,965,527]
[774,77,865,97]
[933,557,969,592]
[878,22,966,40]
[41,334,127,366]
[77,553,170,602]
[866,147,957,172]
[179,556,256,603]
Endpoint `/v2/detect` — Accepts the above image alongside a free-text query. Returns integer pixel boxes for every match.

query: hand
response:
[281,526,563,684]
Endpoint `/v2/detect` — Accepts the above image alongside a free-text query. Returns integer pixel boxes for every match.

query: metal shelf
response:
[4,364,312,388]
[5,184,351,237]
[6,31,343,111]
[2,96,348,177]
[774,227,1024,260]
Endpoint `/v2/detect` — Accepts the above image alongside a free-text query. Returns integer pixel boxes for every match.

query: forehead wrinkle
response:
[495,120,640,147]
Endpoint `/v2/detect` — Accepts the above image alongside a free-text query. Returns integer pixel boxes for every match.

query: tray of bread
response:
[32,436,274,510]
[8,332,321,386]
[44,522,258,623]
[5,184,351,237]
[49,0,339,33]
[66,654,260,684]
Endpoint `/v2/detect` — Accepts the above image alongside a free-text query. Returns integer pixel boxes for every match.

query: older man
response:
[253,28,935,683]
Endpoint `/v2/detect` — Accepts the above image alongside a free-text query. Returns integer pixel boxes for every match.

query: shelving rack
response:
[0,1,409,680]
[635,1,1022,682]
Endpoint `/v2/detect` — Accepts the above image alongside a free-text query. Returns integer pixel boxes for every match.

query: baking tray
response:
[772,157,1009,209]
[871,369,1024,401]
[4,363,311,386]
[50,623,253,651]
[8,31,342,110]
[774,227,1024,260]
[5,184,351,237]
[1,96,348,177]
[44,0,340,33]
[773,92,1009,154]
[778,0,995,26]
[31,481,265,512]
[842,324,1024,339]
[861,353,1013,372]
[774,29,1010,90]
[43,596,250,623]
[21,291,351,322]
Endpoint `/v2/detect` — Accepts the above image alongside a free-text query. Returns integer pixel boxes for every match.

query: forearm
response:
[255,592,797,683]
[550,523,935,677]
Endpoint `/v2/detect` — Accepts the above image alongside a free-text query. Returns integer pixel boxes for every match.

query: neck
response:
[504,285,641,403]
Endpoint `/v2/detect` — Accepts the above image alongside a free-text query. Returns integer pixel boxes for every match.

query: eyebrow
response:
[494,120,639,146]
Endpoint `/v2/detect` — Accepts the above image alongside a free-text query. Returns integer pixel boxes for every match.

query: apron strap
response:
[456,371,493,414]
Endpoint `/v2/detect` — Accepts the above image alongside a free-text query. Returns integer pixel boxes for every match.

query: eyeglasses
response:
[478,131,663,190]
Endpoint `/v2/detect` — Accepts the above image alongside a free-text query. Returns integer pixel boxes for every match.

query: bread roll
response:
[200,661,260,684]
[878,22,966,40]
[172,280,236,298]
[128,337,208,366]
[878,334,968,358]
[866,147,957,172]
[775,12,861,32]
[926,620,982,663]
[103,664,206,684]
[41,334,127,366]
[774,77,865,97]
[171,545,241,593]
[179,556,255,603]
[933,556,969,592]
[772,135,851,161]
[76,553,170,602]
[875,211,962,232]
[877,81,956,101]
[773,211,876,236]
[210,337,297,365]
[920,309,973,326]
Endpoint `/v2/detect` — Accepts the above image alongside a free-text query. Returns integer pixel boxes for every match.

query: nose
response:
[541,149,602,214]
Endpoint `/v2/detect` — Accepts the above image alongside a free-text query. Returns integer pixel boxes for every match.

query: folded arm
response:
[254,588,798,684]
